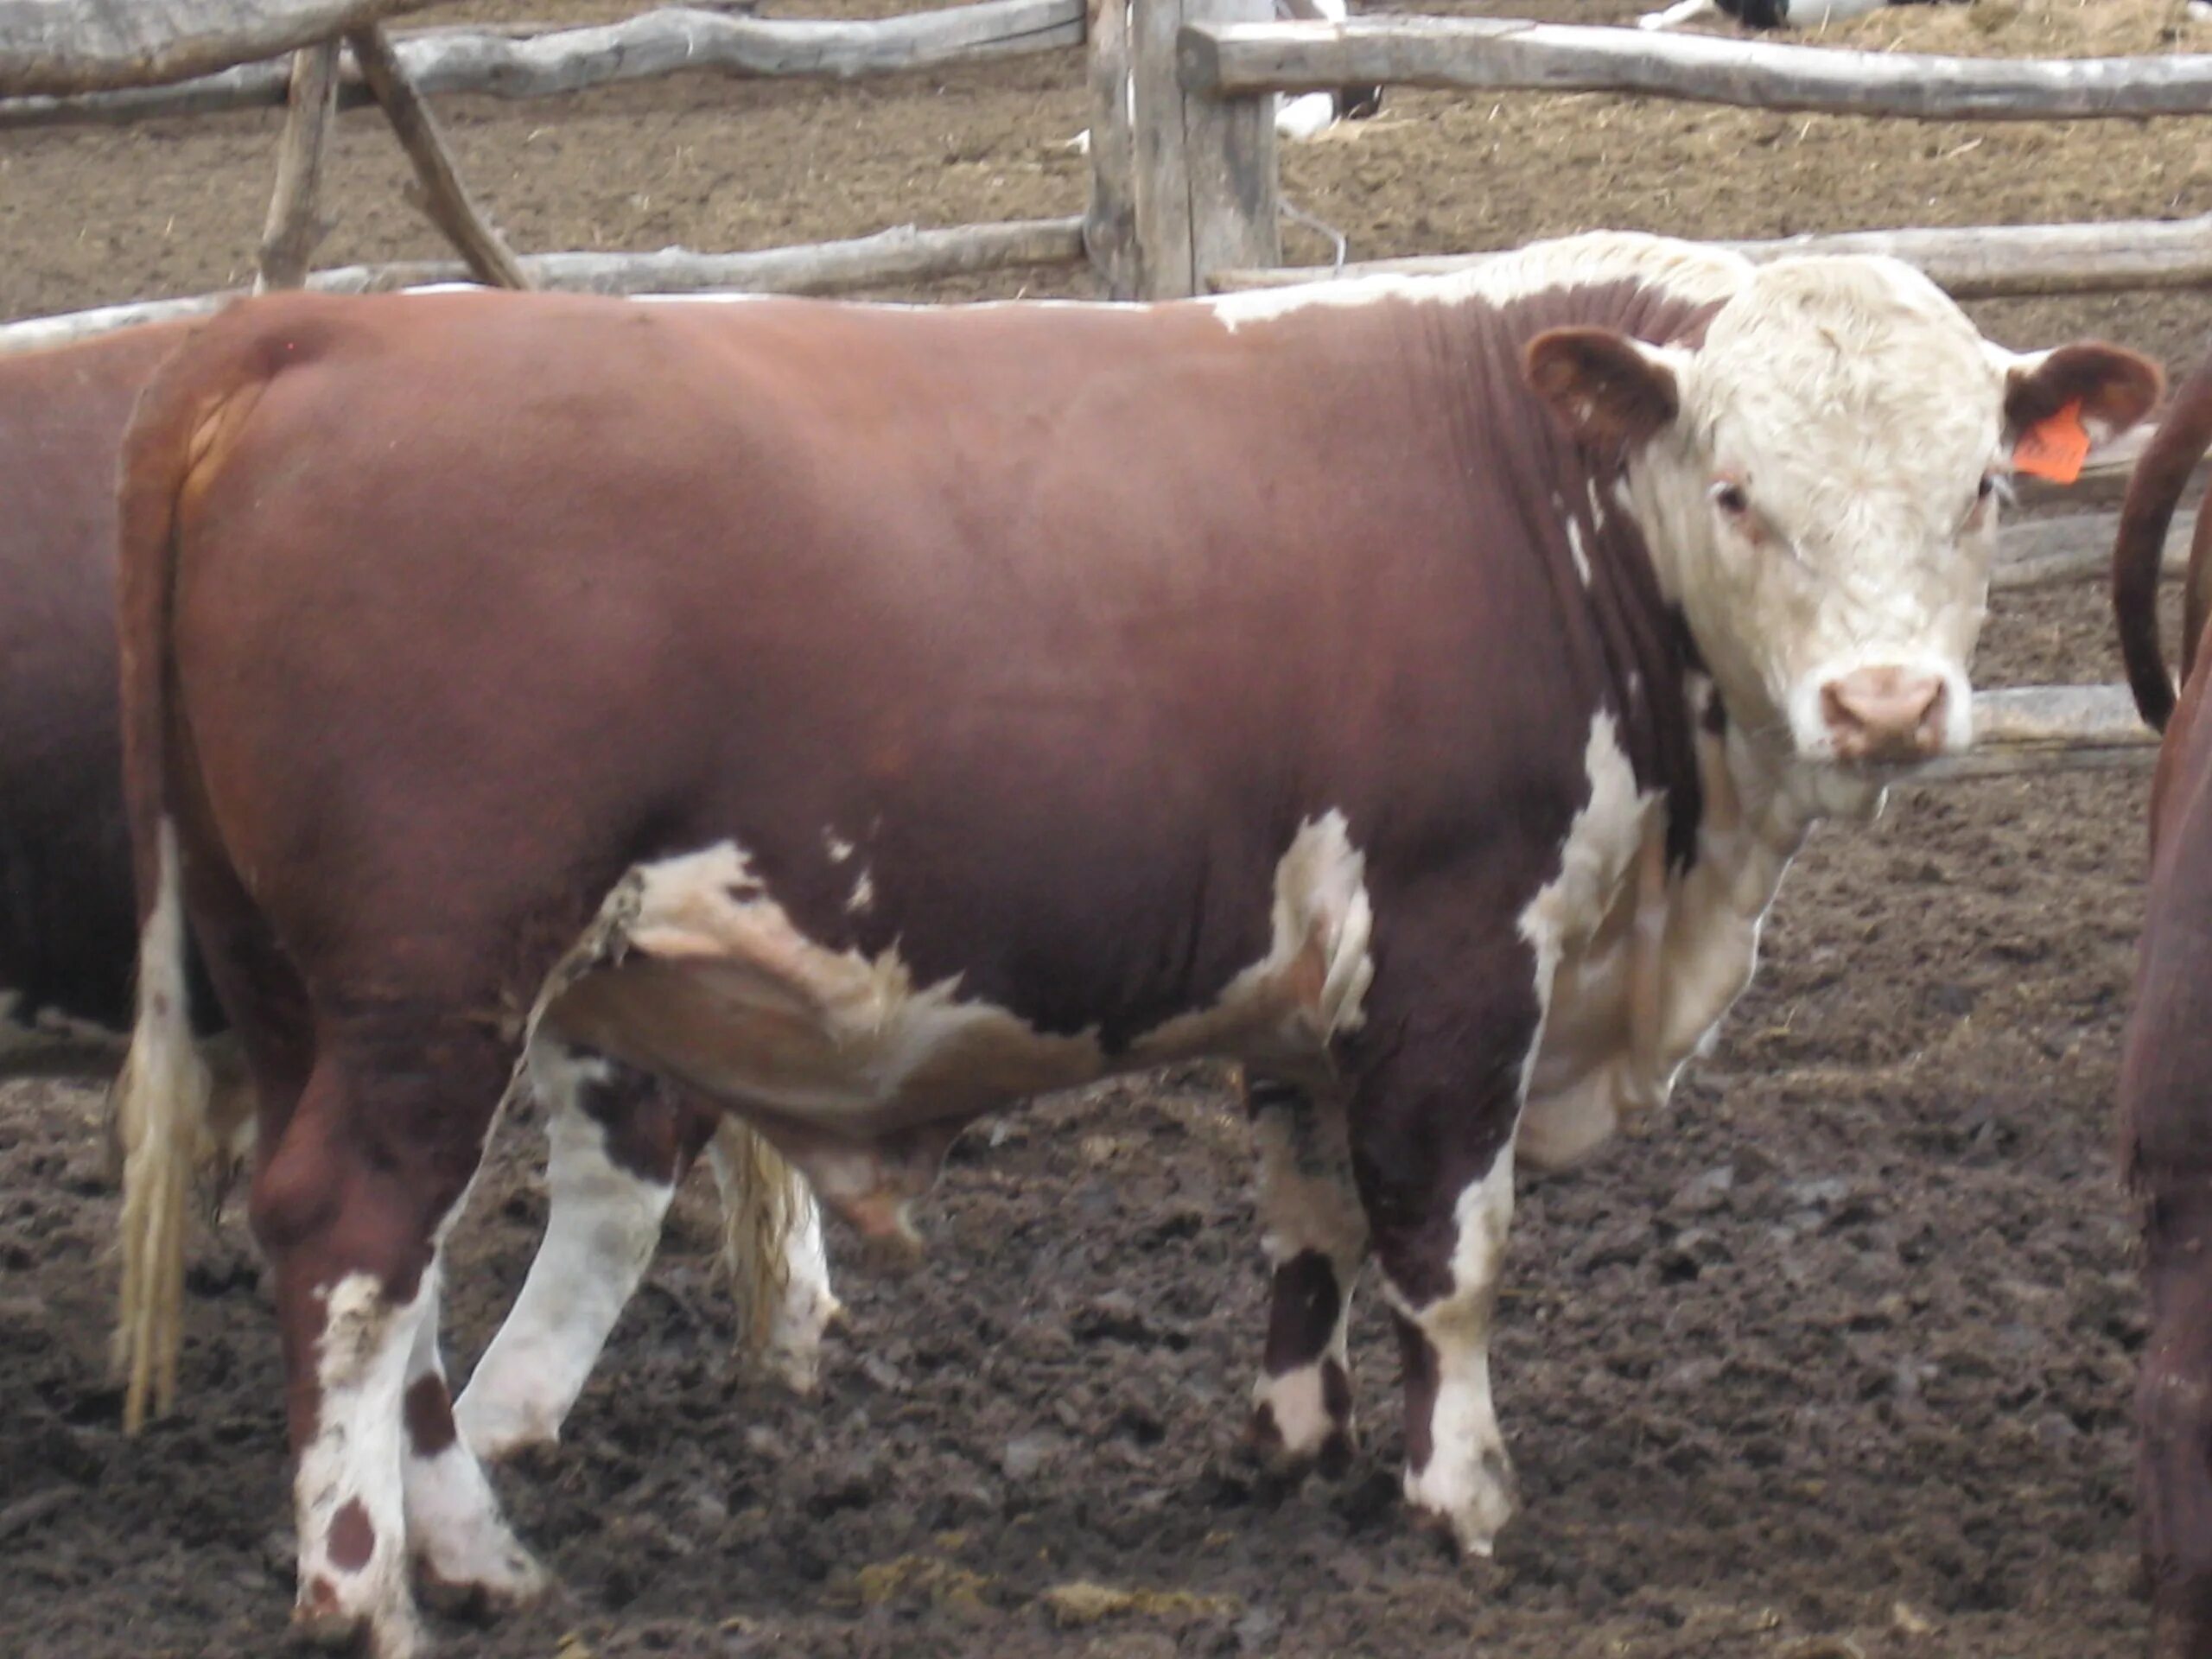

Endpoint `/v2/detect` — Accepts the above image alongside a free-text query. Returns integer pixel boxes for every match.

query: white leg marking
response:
[1249,1090,1367,1461]
[292,1273,431,1657]
[454,1050,674,1460]
[401,1273,546,1605]
[1395,1147,1517,1556]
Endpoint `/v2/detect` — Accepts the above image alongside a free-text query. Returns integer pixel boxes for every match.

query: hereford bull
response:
[0,322,836,1456]
[2112,335,2212,1659]
[111,231,2157,1656]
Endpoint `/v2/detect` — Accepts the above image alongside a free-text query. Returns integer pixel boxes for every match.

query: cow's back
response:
[0,324,190,1031]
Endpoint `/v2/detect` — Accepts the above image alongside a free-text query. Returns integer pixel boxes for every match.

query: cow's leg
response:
[399,1269,546,1611]
[1245,1072,1368,1473]
[1347,985,1538,1558]
[251,1027,523,1658]
[2124,901,2212,1659]
[2138,1181,2212,1659]
[454,1041,689,1461]
[707,1116,841,1395]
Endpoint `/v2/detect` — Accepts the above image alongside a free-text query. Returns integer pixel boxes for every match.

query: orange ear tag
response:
[2012,399,2091,486]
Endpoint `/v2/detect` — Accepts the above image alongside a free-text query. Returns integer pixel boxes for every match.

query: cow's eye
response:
[1977,474,1996,501]
[1710,480,1751,516]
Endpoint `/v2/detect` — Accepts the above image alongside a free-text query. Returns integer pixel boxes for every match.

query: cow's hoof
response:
[1247,1359,1357,1476]
[1314,1427,1358,1481]
[292,1580,422,1659]
[1244,1402,1358,1481]
[413,1522,548,1622]
[758,1289,842,1396]
[1402,1442,1517,1559]
[416,1556,550,1624]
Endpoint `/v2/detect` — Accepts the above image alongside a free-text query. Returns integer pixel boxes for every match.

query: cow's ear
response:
[1525,327,1681,451]
[2000,341,2163,449]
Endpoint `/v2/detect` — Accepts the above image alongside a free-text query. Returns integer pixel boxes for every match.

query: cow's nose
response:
[1819,666,1949,764]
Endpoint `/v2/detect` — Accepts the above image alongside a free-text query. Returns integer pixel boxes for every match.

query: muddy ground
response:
[4,0,2211,1654]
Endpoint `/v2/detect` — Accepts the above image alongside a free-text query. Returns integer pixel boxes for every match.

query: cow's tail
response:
[709,1117,799,1351]
[108,313,278,1433]
[110,823,211,1433]
[2115,341,2212,733]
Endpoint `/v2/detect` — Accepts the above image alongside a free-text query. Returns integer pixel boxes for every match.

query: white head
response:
[1524,254,2159,786]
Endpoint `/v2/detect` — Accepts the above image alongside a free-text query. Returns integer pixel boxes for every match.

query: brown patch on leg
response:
[1317,1359,1356,1478]
[404,1373,457,1459]
[1262,1249,1343,1374]
[569,1050,695,1185]
[1394,1313,1440,1476]
[327,1499,376,1573]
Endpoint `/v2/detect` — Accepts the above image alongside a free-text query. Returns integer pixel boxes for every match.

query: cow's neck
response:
[1420,282,1725,867]
[1516,673,1823,1172]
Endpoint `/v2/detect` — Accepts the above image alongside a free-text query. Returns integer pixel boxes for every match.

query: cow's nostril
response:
[1820,667,1948,762]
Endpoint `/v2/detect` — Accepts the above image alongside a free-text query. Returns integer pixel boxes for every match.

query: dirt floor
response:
[4,0,2212,1654]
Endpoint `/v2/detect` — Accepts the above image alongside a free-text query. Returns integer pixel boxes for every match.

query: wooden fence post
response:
[1084,0,1139,298]
[346,22,533,289]
[254,39,340,291]
[1130,0,1274,299]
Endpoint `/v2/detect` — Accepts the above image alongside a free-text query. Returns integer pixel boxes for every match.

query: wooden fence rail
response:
[1179,16,2212,121]
[1996,505,2202,592]
[0,0,449,97]
[0,0,1086,127]
[0,219,1090,353]
[1214,212,2212,302]
[1927,685,2157,780]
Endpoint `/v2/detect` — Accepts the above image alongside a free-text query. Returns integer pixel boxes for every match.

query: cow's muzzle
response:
[1818,664,1950,766]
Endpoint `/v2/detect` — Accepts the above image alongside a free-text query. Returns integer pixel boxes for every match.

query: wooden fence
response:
[1107,10,2212,298]
[0,0,1095,311]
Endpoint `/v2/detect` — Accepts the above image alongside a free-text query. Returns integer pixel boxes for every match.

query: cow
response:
[1071,0,1380,153]
[2111,335,2212,1659]
[1638,0,1965,32]
[1272,0,1382,139]
[0,322,837,1459]
[0,322,191,1048]
[107,231,2158,1656]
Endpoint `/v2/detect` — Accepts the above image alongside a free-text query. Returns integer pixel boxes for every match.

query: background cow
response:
[109,231,2156,1657]
[0,323,836,1457]
[1071,0,1380,151]
[2110,335,2212,1659]
[1639,0,1966,31]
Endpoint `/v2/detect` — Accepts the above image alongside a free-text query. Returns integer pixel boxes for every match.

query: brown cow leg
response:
[454,1039,702,1462]
[1347,979,1538,1558]
[1244,1071,1367,1475]
[2126,914,2212,1659]
[2140,1188,2212,1659]
[251,1022,531,1659]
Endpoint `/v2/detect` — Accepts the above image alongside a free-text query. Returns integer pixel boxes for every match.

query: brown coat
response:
[2113,335,2212,1658]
